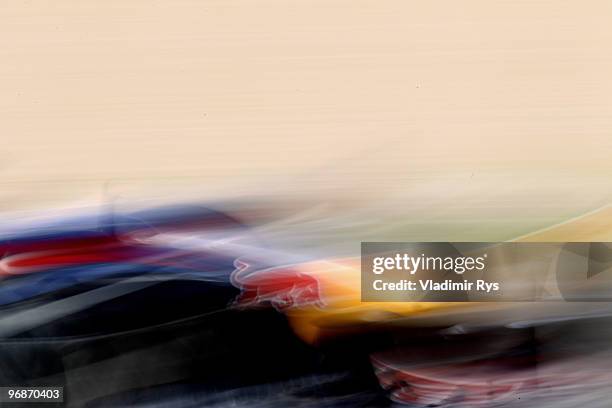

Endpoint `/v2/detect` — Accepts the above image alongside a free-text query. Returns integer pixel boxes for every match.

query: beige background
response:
[2,1,612,240]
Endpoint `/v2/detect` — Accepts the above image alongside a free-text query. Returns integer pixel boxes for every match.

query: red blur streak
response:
[8,245,134,268]
[0,235,118,255]
[233,263,323,309]
[0,234,192,276]
[371,357,539,406]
